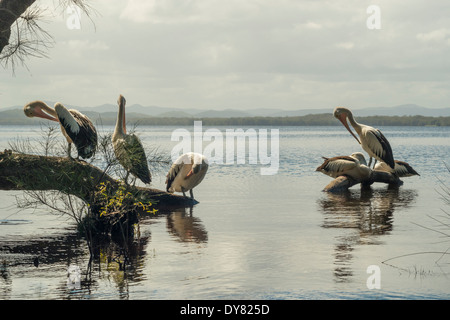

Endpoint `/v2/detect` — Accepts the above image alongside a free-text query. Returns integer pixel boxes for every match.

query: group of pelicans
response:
[316,107,419,181]
[23,95,208,200]
[22,97,419,199]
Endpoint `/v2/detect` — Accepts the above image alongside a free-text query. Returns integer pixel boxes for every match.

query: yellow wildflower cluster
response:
[96,182,157,216]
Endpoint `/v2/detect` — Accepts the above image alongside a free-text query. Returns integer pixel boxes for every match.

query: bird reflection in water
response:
[317,188,418,283]
[165,207,208,243]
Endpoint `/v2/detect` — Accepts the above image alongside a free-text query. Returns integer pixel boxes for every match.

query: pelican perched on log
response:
[166,152,208,199]
[24,101,98,159]
[112,94,151,185]
[375,160,420,177]
[316,152,371,180]
[334,107,395,170]
[350,152,368,166]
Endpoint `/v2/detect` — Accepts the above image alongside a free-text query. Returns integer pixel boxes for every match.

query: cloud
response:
[2,1,450,109]
[119,0,222,24]
[416,28,450,44]
[61,40,110,52]
[336,42,355,50]
[304,22,323,30]
[119,0,157,23]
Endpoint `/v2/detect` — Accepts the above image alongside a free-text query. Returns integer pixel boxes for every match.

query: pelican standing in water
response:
[316,152,371,180]
[112,95,151,185]
[166,152,208,199]
[333,107,395,170]
[374,160,420,177]
[24,101,98,159]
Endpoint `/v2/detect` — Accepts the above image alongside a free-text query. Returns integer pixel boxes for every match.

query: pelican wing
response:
[58,109,98,159]
[364,128,395,169]
[316,156,358,176]
[165,162,184,192]
[115,134,151,184]
[394,160,420,177]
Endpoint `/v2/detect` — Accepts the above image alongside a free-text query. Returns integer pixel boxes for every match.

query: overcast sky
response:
[1,0,450,111]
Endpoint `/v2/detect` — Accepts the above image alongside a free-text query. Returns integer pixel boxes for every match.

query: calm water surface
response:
[0,124,449,300]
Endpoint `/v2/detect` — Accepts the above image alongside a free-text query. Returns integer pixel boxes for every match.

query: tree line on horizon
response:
[94,113,450,127]
[1,112,449,126]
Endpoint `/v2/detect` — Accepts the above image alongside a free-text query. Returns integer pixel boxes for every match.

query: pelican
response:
[24,101,98,159]
[166,152,208,199]
[350,152,368,166]
[316,152,371,180]
[112,94,151,185]
[374,160,420,177]
[333,107,395,170]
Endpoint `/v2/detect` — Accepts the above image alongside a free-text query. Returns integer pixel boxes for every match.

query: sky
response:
[1,0,450,111]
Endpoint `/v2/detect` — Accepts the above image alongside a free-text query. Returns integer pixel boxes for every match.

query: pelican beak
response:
[338,114,361,144]
[33,106,59,122]
[118,95,127,134]
[185,169,194,179]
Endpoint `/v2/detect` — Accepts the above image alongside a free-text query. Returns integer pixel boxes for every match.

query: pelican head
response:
[333,107,361,145]
[117,94,126,107]
[350,152,367,165]
[192,162,205,174]
[23,101,58,122]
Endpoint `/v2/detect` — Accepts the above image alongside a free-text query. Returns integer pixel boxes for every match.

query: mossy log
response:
[0,150,194,209]
[323,170,403,193]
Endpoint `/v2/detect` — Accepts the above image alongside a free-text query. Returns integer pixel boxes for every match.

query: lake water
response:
[0,124,449,300]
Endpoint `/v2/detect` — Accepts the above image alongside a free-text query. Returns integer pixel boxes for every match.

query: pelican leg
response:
[67,143,73,159]
[368,157,372,167]
[372,159,377,169]
[124,171,130,185]
[181,187,187,198]
[189,189,194,200]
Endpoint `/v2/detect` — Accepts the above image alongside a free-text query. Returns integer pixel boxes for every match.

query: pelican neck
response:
[40,102,57,117]
[346,110,362,133]
[114,101,126,136]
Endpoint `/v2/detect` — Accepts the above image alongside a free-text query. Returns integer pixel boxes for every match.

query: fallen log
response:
[0,150,194,209]
[323,169,403,193]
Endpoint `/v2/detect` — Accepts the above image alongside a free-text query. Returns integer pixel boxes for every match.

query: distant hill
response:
[351,104,450,117]
[74,103,450,117]
[2,102,449,125]
[194,109,253,118]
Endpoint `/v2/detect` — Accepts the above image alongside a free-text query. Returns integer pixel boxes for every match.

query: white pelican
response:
[334,107,395,170]
[112,95,151,185]
[24,101,98,159]
[374,160,420,177]
[166,152,208,199]
[316,152,371,180]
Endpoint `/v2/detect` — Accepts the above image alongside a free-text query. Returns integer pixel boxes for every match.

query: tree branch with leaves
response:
[1,126,192,238]
[0,0,93,71]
